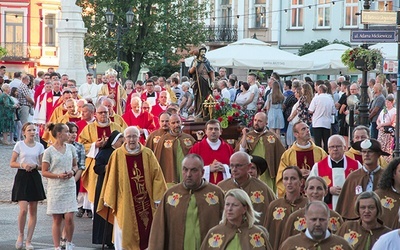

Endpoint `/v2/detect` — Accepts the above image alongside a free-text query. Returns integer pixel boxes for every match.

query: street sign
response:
[350,30,397,43]
[383,59,398,74]
[361,10,397,25]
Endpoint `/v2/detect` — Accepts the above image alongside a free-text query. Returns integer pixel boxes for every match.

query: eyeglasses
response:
[97,111,108,114]
[230,163,248,169]
[328,145,343,150]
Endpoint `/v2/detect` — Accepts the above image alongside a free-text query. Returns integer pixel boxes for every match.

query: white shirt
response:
[78,82,100,103]
[247,84,259,111]
[308,93,335,129]
[221,87,231,103]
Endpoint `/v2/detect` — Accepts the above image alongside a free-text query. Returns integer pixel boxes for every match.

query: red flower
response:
[220,101,225,107]
[215,95,221,100]
[234,112,240,117]
[244,114,248,118]
[215,104,221,110]
[227,116,233,122]
[232,103,237,109]
[217,117,223,122]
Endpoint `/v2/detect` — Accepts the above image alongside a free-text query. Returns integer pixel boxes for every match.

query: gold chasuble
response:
[78,121,123,203]
[97,144,167,250]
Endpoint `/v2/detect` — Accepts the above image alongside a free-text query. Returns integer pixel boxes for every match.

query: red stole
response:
[295,150,315,171]
[69,116,81,123]
[354,153,363,164]
[125,154,152,250]
[108,83,119,114]
[317,156,359,188]
[76,120,88,137]
[40,91,54,122]
[96,126,111,139]
[110,116,115,123]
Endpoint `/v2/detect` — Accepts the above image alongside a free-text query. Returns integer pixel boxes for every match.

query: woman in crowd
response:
[265,81,285,136]
[337,81,350,146]
[179,81,194,118]
[286,86,302,147]
[337,191,391,250]
[375,158,400,229]
[200,189,272,250]
[0,83,17,145]
[280,176,343,244]
[297,83,313,126]
[10,87,22,142]
[10,122,46,250]
[92,130,124,248]
[42,123,78,250]
[248,155,267,179]
[376,94,396,164]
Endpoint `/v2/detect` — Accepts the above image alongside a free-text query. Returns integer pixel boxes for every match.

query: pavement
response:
[0,143,104,249]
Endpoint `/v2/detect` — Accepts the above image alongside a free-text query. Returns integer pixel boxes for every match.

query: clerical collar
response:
[109,82,117,88]
[331,156,344,168]
[331,156,344,164]
[295,141,311,149]
[53,91,61,96]
[87,117,95,123]
[305,229,330,240]
[207,138,221,150]
[97,121,110,127]
[125,144,140,154]
[362,165,381,174]
[254,128,268,135]
[132,111,141,117]
[147,92,155,97]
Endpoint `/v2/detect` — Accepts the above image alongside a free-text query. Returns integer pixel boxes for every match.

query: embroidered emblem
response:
[226,139,235,144]
[344,230,361,246]
[322,176,332,186]
[249,233,265,247]
[273,207,286,220]
[204,192,219,205]
[293,217,307,231]
[267,135,275,143]
[183,138,193,147]
[167,192,182,207]
[153,136,161,144]
[250,191,264,204]
[329,217,340,232]
[330,245,344,250]
[47,97,53,103]
[208,233,224,248]
[381,196,397,210]
[246,135,255,143]
[294,247,307,250]
[164,140,173,148]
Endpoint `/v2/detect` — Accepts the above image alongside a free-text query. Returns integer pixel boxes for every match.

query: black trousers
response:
[313,127,330,152]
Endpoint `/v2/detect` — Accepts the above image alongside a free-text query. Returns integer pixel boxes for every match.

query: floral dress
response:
[297,95,312,125]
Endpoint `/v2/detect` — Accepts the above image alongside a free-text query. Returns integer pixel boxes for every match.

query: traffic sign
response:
[350,30,397,43]
[361,10,397,25]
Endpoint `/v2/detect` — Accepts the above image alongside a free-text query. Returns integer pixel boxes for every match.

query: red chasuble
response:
[96,126,111,139]
[126,154,153,250]
[76,120,88,137]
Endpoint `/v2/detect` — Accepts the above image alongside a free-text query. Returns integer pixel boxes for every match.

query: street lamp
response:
[358,0,372,127]
[105,8,134,77]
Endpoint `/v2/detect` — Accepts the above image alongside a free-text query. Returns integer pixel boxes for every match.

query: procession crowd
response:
[3,61,400,250]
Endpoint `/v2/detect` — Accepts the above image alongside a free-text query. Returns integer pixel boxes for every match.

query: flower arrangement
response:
[203,95,249,128]
[341,47,383,71]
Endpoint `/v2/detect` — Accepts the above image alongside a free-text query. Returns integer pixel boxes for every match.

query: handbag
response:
[383,126,394,133]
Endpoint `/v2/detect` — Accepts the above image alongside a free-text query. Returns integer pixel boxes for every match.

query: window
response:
[377,0,393,11]
[344,0,358,27]
[5,12,24,57]
[254,0,266,28]
[221,0,232,27]
[317,0,331,28]
[45,14,56,46]
[290,0,304,28]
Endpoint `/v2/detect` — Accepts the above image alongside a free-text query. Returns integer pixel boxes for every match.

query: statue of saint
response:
[188,45,215,117]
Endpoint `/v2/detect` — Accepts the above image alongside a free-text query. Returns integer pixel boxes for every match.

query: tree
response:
[78,0,209,82]
[298,39,351,56]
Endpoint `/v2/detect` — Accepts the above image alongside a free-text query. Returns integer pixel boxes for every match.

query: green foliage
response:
[0,46,7,58]
[298,39,351,56]
[77,0,209,81]
[341,47,383,71]
[149,62,180,78]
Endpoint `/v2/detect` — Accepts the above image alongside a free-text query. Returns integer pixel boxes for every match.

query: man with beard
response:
[154,114,196,185]
[276,121,327,198]
[146,112,170,152]
[188,44,215,117]
[280,201,352,250]
[237,112,285,192]
[148,154,224,249]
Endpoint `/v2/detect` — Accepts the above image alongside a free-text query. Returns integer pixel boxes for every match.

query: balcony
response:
[204,25,238,43]
[2,42,29,60]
